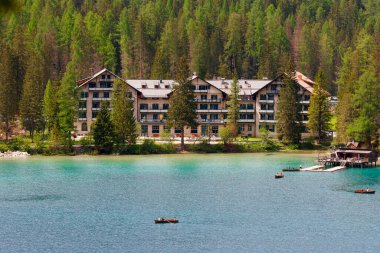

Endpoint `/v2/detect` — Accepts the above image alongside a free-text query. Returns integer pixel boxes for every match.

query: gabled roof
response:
[295,71,314,93]
[127,79,175,98]
[76,68,141,94]
[208,79,271,96]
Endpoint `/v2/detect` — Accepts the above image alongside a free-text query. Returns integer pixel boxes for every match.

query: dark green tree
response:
[226,75,240,137]
[307,71,332,144]
[276,62,303,144]
[111,79,138,145]
[167,57,197,150]
[92,102,115,154]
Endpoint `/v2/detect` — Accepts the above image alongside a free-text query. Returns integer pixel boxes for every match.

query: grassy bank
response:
[0,137,329,156]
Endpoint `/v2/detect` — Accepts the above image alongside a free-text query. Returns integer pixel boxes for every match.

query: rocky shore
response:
[0,151,30,158]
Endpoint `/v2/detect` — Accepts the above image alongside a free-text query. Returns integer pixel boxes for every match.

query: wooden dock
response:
[300,165,324,171]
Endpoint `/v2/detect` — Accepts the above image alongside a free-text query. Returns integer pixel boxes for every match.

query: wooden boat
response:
[154,218,179,224]
[282,168,300,172]
[354,189,375,194]
[275,173,284,179]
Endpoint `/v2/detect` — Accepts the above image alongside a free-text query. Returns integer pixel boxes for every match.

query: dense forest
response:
[1,0,380,145]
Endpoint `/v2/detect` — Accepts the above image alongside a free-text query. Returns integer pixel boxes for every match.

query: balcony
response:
[92,108,111,111]
[300,100,310,104]
[139,109,168,113]
[193,89,208,93]
[237,119,255,123]
[194,99,222,103]
[198,119,225,124]
[259,100,275,103]
[100,78,113,82]
[300,110,308,114]
[80,97,88,100]
[196,109,226,113]
[78,118,87,121]
[267,90,280,94]
[239,109,255,112]
[259,119,277,123]
[259,109,274,113]
[140,119,166,123]
[92,97,111,101]
[78,108,87,111]
[89,87,113,91]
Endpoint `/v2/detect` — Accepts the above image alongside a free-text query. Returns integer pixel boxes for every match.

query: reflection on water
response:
[2,194,66,202]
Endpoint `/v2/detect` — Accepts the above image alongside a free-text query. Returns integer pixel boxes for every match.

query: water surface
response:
[0,153,379,252]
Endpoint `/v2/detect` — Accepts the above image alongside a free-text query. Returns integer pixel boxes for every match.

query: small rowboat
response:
[154,218,179,224]
[282,168,300,172]
[275,173,284,179]
[354,189,375,194]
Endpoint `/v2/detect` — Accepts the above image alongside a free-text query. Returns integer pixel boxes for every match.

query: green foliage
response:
[92,102,115,154]
[276,62,303,144]
[307,70,332,143]
[111,79,138,145]
[226,75,240,136]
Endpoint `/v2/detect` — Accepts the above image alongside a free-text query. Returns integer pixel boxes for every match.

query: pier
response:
[300,165,324,171]
[299,165,345,172]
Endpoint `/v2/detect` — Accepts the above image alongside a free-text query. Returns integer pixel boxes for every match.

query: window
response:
[239,125,245,132]
[271,84,277,91]
[103,92,109,98]
[268,114,274,120]
[152,104,159,110]
[175,128,182,133]
[201,114,207,121]
[247,104,254,109]
[303,115,309,121]
[261,104,267,110]
[126,92,133,98]
[93,92,99,98]
[268,104,274,110]
[303,105,309,111]
[200,104,208,110]
[210,104,218,110]
[107,75,111,79]
[140,104,148,110]
[140,113,146,121]
[248,125,252,131]
[79,101,87,109]
[199,85,208,90]
[92,112,98,119]
[78,112,86,118]
[201,95,207,100]
[81,123,88,131]
[247,114,254,119]
[268,94,274,100]
[211,95,217,100]
[260,113,266,120]
[191,128,198,133]
[152,125,160,134]
[153,114,159,120]
[211,126,219,134]
[92,102,100,108]
[240,114,247,119]
[141,125,148,134]
[163,104,169,110]
[101,75,106,79]
[240,104,247,109]
[260,94,267,100]
[89,82,96,88]
[268,125,275,132]
[201,125,207,136]
[210,114,218,120]
[304,95,310,101]
[80,92,88,98]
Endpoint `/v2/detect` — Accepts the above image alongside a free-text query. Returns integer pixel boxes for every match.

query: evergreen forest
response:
[1,0,380,147]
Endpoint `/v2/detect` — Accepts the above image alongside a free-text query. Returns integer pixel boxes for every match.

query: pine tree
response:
[92,102,115,154]
[307,71,332,144]
[0,44,18,141]
[226,75,240,137]
[276,62,302,144]
[42,80,58,135]
[57,63,78,147]
[111,79,138,145]
[167,57,197,150]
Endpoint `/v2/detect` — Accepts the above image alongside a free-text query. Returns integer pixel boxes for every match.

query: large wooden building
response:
[75,69,315,138]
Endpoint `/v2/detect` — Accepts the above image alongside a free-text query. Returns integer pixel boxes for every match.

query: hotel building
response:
[75,69,314,138]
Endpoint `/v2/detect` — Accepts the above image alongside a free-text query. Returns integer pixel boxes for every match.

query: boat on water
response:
[154,218,179,224]
[282,168,300,172]
[354,189,375,194]
[275,173,284,179]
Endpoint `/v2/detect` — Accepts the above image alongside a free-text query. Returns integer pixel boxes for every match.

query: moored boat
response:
[154,217,179,223]
[354,189,375,194]
[275,173,284,179]
[282,168,300,172]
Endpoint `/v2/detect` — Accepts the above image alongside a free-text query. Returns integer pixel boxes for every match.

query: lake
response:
[0,153,379,253]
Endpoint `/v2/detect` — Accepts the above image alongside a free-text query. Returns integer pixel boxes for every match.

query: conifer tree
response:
[92,102,115,154]
[167,57,197,150]
[42,80,58,135]
[57,63,78,147]
[276,62,302,144]
[111,79,138,145]
[307,71,332,144]
[0,44,18,141]
[226,75,240,137]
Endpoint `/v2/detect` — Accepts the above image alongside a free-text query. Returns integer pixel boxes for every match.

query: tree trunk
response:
[181,127,185,151]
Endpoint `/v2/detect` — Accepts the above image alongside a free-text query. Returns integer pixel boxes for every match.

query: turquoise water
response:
[0,153,379,253]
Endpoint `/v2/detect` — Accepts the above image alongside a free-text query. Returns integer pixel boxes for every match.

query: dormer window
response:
[154,84,159,89]
[165,85,170,89]
[142,84,147,89]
